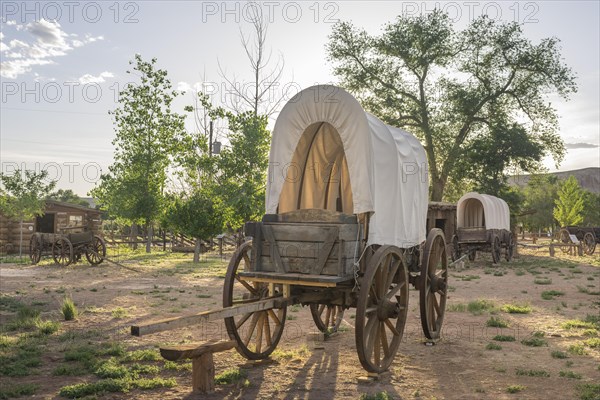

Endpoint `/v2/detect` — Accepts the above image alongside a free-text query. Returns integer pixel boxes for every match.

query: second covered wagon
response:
[451,192,514,263]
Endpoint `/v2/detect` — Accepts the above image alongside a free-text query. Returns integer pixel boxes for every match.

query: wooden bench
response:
[160,339,236,393]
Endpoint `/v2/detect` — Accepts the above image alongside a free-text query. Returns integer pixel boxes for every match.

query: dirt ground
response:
[0,246,599,400]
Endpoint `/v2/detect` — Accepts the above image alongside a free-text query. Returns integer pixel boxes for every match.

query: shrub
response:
[61,298,78,321]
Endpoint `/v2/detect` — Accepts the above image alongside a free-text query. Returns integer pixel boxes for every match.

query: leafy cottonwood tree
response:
[91,55,187,252]
[164,189,224,263]
[0,170,56,256]
[327,10,576,200]
[48,189,89,207]
[553,176,584,227]
[581,191,600,227]
[520,174,560,233]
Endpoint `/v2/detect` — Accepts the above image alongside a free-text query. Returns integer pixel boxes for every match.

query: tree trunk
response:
[430,177,445,202]
[130,224,138,250]
[19,218,23,258]
[146,223,153,253]
[193,237,201,263]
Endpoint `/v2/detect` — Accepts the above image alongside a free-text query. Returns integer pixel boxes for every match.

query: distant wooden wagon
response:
[559,226,599,255]
[29,231,106,266]
[0,200,103,258]
[452,192,514,263]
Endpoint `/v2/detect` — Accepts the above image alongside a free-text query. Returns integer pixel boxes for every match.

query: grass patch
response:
[52,364,88,376]
[559,370,582,379]
[58,377,176,397]
[493,335,516,342]
[360,392,392,400]
[568,343,588,355]
[534,277,552,285]
[0,383,39,399]
[562,320,597,330]
[551,350,569,359]
[61,297,78,321]
[467,299,497,315]
[541,290,564,300]
[486,316,509,328]
[215,367,247,385]
[521,337,548,347]
[515,368,550,377]
[584,338,600,348]
[447,303,467,312]
[486,342,502,350]
[576,384,600,400]
[163,360,192,371]
[271,345,310,361]
[111,307,129,319]
[122,349,161,362]
[506,385,525,393]
[501,303,532,314]
[35,320,60,336]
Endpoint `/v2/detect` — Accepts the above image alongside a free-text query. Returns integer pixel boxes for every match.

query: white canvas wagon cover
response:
[265,85,428,248]
[457,192,510,231]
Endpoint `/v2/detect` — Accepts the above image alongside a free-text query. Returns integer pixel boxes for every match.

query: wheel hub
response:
[377,299,399,320]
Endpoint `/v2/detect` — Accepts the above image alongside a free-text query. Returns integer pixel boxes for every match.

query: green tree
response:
[91,55,187,252]
[553,176,584,227]
[520,175,560,233]
[48,189,89,207]
[164,189,224,263]
[581,191,600,226]
[0,169,56,256]
[327,10,576,201]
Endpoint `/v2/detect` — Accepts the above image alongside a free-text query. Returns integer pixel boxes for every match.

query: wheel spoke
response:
[235,275,258,295]
[386,281,406,300]
[384,258,400,291]
[380,322,389,358]
[267,309,281,326]
[384,318,400,336]
[243,313,260,347]
[236,312,253,329]
[373,322,381,366]
[264,314,272,347]
[255,313,264,353]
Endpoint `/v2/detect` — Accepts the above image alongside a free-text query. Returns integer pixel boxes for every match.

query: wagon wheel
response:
[29,235,42,264]
[450,235,460,262]
[420,229,448,341]
[223,242,286,360]
[582,232,596,255]
[52,238,73,266]
[85,235,106,265]
[491,235,501,264]
[310,304,345,333]
[356,245,409,373]
[559,228,571,253]
[505,233,515,262]
[468,251,476,262]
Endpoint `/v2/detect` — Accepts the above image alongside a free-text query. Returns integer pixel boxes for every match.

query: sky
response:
[1,0,599,196]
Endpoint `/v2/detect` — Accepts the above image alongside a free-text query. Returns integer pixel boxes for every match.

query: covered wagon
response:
[132,85,450,375]
[452,192,514,263]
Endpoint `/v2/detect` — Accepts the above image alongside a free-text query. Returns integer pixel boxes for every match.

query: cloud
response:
[78,71,114,84]
[0,19,103,79]
[177,81,191,92]
[565,142,599,149]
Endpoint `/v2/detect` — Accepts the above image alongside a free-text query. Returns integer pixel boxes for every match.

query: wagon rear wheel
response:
[582,232,596,255]
[468,251,476,262]
[491,235,501,264]
[52,238,73,266]
[29,235,42,265]
[356,245,408,373]
[223,242,286,360]
[420,229,448,341]
[505,233,515,262]
[559,228,571,253]
[310,304,344,333]
[85,235,106,265]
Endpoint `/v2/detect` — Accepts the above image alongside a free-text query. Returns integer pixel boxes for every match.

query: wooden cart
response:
[132,85,449,374]
[29,230,106,266]
[559,226,599,255]
[451,192,514,264]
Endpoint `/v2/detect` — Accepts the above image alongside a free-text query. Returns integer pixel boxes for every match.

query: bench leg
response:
[192,352,215,393]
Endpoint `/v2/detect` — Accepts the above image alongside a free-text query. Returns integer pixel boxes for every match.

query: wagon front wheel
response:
[505,233,515,262]
[85,236,106,265]
[29,235,42,264]
[491,235,501,264]
[420,229,448,341]
[559,228,571,254]
[582,232,596,255]
[451,235,460,262]
[310,304,344,333]
[52,238,73,266]
[356,245,409,373]
[223,241,286,360]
